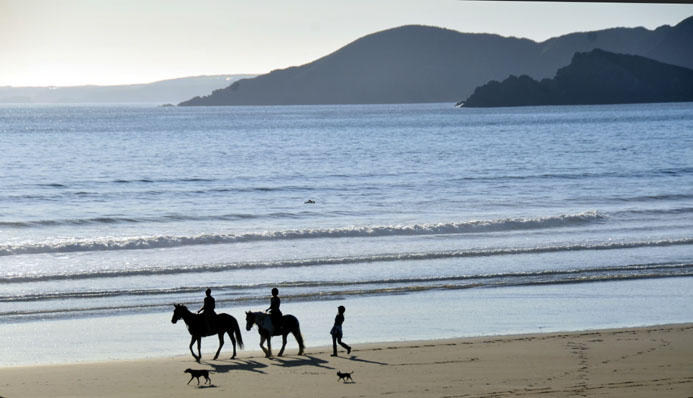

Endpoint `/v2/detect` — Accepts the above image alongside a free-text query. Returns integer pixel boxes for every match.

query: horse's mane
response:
[175,304,192,312]
[251,311,268,321]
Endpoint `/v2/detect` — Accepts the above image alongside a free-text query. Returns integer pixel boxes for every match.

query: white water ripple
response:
[0,211,605,256]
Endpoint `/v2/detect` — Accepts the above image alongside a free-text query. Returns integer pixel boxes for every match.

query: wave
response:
[4,237,693,283]
[2,262,691,303]
[613,207,693,217]
[0,212,604,256]
[113,178,215,184]
[4,204,693,230]
[0,211,322,228]
[23,165,693,190]
[615,193,693,203]
[2,263,692,321]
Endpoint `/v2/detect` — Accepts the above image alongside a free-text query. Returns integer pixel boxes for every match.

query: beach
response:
[1,103,692,393]
[0,323,691,398]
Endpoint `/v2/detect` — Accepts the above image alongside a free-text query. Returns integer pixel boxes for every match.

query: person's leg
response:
[205,314,212,334]
[337,337,351,354]
[331,335,338,356]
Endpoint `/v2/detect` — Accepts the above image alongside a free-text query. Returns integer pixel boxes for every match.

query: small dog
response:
[184,368,212,385]
[337,370,354,383]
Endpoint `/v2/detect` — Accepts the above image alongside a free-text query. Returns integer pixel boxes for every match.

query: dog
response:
[337,370,354,383]
[184,368,212,385]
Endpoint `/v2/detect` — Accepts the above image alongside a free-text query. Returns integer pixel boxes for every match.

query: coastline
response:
[1,323,691,398]
[3,277,693,367]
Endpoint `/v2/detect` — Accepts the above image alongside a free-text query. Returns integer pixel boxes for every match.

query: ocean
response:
[1,102,692,365]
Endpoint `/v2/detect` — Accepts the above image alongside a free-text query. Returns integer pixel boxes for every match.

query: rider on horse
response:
[197,288,216,334]
[266,288,282,333]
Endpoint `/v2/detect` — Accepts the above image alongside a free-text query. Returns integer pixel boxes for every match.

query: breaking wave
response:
[3,237,693,283]
[0,211,605,256]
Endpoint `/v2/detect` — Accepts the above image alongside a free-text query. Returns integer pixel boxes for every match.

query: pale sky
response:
[1,0,691,87]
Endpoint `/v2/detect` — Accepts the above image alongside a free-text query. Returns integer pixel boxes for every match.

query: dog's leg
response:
[187,376,194,385]
[196,376,200,385]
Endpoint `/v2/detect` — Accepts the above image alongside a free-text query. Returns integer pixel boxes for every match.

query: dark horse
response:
[171,304,244,362]
[245,311,305,357]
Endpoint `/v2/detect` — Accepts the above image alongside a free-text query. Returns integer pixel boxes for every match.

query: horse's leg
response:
[228,330,237,359]
[214,332,224,360]
[267,334,272,358]
[189,336,200,362]
[278,333,287,357]
[196,338,202,362]
[259,334,269,357]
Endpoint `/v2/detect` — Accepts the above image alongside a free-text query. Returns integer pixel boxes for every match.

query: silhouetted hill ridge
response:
[0,75,255,103]
[180,16,693,106]
[461,49,693,107]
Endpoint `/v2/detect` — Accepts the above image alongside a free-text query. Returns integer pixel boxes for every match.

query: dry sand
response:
[1,323,691,398]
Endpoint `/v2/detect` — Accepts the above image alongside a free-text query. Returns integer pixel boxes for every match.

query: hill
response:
[0,75,255,104]
[179,16,693,106]
[461,49,693,107]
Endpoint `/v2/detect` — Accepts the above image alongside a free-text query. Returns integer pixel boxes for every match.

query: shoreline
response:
[4,277,693,367]
[1,323,691,397]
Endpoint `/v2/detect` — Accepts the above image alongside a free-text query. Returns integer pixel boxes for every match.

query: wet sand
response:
[0,323,691,398]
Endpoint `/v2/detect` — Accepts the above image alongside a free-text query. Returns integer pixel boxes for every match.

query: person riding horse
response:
[197,288,216,334]
[266,288,282,333]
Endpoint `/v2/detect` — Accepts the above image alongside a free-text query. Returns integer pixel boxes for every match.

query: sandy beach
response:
[0,323,691,398]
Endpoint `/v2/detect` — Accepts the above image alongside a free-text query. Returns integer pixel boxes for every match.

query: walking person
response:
[330,305,351,356]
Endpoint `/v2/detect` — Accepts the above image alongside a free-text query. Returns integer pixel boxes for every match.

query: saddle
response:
[202,312,217,335]
[262,314,282,335]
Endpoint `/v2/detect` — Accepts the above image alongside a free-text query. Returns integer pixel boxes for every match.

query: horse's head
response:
[245,311,255,331]
[172,304,186,324]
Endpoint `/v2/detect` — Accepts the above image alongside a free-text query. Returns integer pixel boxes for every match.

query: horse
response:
[171,304,244,362]
[245,311,305,358]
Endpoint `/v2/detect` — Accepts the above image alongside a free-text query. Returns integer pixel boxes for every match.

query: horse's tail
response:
[234,318,244,350]
[296,329,305,351]
[292,316,305,351]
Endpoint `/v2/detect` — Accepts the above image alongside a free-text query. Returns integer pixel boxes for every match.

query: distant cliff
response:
[460,49,693,107]
[0,75,255,104]
[180,15,693,106]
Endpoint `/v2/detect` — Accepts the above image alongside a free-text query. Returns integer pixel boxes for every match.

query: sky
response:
[1,0,692,87]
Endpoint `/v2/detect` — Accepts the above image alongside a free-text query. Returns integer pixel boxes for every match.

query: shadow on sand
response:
[341,355,388,366]
[271,355,334,370]
[207,359,269,374]
[194,384,218,390]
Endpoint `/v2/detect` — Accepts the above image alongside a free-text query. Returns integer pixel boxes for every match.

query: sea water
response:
[1,102,692,365]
